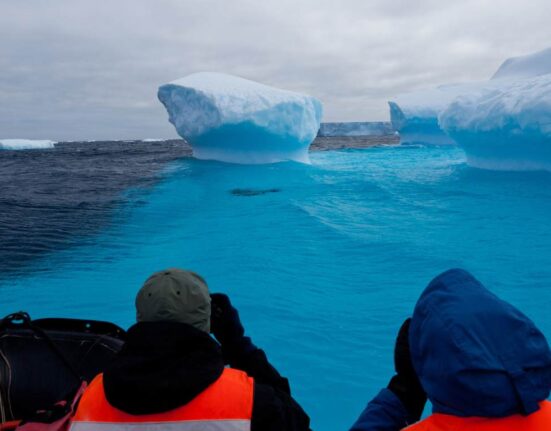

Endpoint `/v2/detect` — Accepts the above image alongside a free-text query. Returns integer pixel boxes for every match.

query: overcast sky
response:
[1,0,551,141]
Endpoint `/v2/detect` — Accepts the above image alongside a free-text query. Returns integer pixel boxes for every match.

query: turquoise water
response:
[2,145,551,430]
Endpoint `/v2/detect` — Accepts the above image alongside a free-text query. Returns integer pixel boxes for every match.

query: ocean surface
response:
[1,136,551,431]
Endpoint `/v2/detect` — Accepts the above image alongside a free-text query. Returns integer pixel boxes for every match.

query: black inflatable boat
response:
[0,312,126,430]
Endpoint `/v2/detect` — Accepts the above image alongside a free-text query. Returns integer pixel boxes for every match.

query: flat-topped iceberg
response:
[158,72,322,164]
[0,139,56,150]
[318,122,394,137]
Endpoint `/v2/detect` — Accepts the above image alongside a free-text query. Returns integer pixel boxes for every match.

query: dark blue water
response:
[0,140,191,274]
[1,137,550,431]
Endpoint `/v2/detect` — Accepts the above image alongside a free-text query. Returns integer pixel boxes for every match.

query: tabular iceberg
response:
[0,139,56,150]
[158,72,322,164]
[318,122,394,137]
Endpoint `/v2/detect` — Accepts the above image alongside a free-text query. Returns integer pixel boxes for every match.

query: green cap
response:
[136,268,211,333]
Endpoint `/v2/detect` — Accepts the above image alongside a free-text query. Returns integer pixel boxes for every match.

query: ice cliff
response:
[158,72,322,164]
[318,122,394,137]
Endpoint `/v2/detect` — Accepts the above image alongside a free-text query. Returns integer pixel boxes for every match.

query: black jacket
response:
[103,322,311,431]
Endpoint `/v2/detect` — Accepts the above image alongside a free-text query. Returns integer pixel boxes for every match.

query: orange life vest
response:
[70,368,254,431]
[405,400,551,431]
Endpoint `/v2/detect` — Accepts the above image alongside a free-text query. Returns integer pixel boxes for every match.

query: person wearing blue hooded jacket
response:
[350,268,551,431]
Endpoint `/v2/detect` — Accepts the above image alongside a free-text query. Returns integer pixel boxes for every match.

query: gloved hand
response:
[210,293,256,363]
[387,318,427,422]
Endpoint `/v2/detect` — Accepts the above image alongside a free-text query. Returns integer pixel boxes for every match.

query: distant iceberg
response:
[0,139,56,150]
[158,72,322,164]
[388,84,474,145]
[318,122,394,137]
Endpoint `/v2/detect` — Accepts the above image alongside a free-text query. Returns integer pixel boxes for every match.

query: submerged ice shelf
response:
[158,72,322,164]
[389,46,551,171]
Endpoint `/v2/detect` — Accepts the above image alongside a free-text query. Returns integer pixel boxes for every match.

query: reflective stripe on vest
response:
[404,400,551,431]
[70,368,254,431]
[71,421,249,431]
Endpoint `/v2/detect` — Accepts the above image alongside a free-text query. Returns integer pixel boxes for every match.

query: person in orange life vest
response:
[350,268,551,431]
[70,268,311,431]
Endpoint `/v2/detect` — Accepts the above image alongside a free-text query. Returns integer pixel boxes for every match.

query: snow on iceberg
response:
[158,72,322,164]
[439,75,551,171]
[0,139,56,150]
[491,47,551,80]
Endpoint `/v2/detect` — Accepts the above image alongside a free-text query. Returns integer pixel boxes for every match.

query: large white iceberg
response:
[158,72,322,164]
[0,139,56,150]
[388,46,551,171]
[389,47,551,147]
[439,75,551,171]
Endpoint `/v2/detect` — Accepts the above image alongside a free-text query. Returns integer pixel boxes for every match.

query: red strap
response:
[1,421,20,431]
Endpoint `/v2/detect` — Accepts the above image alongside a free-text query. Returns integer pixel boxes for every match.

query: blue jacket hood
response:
[410,269,551,418]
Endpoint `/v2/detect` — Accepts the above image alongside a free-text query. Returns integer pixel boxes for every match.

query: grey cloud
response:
[1,0,551,140]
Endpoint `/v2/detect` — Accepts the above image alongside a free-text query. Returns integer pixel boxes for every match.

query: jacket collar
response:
[103,321,224,415]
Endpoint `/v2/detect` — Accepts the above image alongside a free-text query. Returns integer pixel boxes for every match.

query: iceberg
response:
[0,139,56,150]
[389,46,551,146]
[388,84,473,145]
[491,47,551,80]
[388,46,551,170]
[318,122,394,137]
[439,75,551,171]
[158,72,322,164]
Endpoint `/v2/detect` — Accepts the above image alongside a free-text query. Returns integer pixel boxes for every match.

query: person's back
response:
[350,269,551,431]
[72,367,254,430]
[70,268,310,431]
